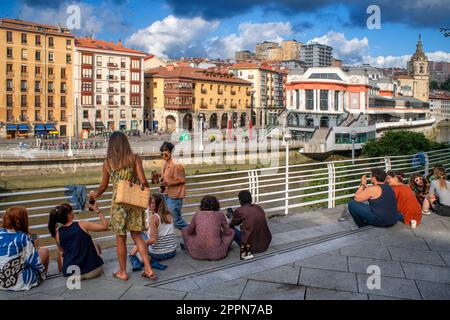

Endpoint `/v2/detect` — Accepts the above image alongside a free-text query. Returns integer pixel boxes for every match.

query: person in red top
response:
[386,171,422,227]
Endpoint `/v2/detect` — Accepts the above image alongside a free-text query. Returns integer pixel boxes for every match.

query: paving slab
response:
[356,274,421,300]
[186,279,248,300]
[340,239,392,260]
[368,294,407,300]
[415,280,450,300]
[61,279,132,300]
[348,256,405,278]
[184,292,237,300]
[305,287,368,300]
[298,268,358,292]
[16,293,65,300]
[156,277,200,292]
[119,285,186,300]
[378,234,430,251]
[423,236,450,253]
[295,253,348,272]
[240,280,306,300]
[388,246,446,266]
[438,251,450,267]
[401,262,450,284]
[244,265,300,285]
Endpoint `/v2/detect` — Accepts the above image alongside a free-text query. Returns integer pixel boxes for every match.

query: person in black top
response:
[48,200,108,279]
[348,168,401,228]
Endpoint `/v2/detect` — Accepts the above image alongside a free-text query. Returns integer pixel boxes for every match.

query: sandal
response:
[112,271,129,281]
[141,271,157,280]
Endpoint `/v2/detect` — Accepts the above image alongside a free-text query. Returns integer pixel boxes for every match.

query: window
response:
[61,110,66,121]
[6,79,13,91]
[108,110,114,119]
[21,80,27,92]
[121,58,126,68]
[48,52,54,62]
[305,89,314,110]
[82,54,93,65]
[66,54,72,64]
[22,49,27,60]
[48,67,54,75]
[21,95,27,107]
[81,95,92,105]
[48,96,54,108]
[320,90,328,111]
[7,110,14,122]
[61,96,66,108]
[48,37,54,47]
[334,91,339,111]
[121,96,126,105]
[35,35,41,46]
[35,110,41,121]
[131,59,140,69]
[7,95,13,107]
[35,96,41,108]
[120,82,125,93]
[7,47,13,58]
[66,39,71,46]
[7,31,13,42]
[48,82,54,93]
[121,71,126,80]
[21,65,27,75]
[131,72,140,81]
[96,110,101,119]
[83,110,89,119]
[96,95,102,105]
[131,96,140,105]
[109,57,114,64]
[96,56,102,66]
[82,68,92,78]
[35,50,41,61]
[61,82,67,93]
[82,81,93,92]
[61,68,66,79]
[21,33,27,44]
[131,84,140,93]
[132,109,137,118]
[35,81,41,93]
[120,110,125,118]
[35,66,41,75]
[96,69,102,79]
[96,82,102,92]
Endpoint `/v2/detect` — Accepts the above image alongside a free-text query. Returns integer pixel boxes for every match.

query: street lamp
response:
[198,114,204,152]
[67,112,74,157]
[350,130,357,164]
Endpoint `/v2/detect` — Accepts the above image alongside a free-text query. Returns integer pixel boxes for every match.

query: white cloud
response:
[363,51,450,68]
[206,22,293,59]
[126,15,219,58]
[308,31,369,65]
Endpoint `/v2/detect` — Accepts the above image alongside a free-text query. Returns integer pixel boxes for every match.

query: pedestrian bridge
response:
[0,148,449,299]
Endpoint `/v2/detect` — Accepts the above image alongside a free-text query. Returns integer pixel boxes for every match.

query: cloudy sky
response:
[1,0,449,67]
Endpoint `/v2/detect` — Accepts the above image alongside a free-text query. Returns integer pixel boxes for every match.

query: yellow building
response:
[145,65,252,132]
[0,18,74,138]
[281,40,301,61]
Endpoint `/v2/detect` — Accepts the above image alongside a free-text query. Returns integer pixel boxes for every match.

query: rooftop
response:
[75,38,146,56]
[0,18,74,37]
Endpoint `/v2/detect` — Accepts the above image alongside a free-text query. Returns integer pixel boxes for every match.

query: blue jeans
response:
[233,227,241,246]
[163,194,188,230]
[348,200,402,228]
[150,250,176,261]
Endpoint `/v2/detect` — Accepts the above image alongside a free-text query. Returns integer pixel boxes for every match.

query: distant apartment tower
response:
[73,38,146,136]
[0,18,74,139]
[429,61,450,83]
[255,41,279,60]
[331,58,343,69]
[235,50,255,62]
[300,42,333,67]
[281,40,301,61]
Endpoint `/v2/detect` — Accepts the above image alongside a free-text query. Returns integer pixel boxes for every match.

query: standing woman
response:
[90,131,155,280]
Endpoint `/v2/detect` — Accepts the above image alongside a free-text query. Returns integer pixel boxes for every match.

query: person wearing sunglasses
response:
[409,173,431,215]
[160,142,188,230]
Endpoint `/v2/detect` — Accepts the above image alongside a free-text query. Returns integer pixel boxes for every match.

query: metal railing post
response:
[384,156,391,171]
[424,152,430,176]
[285,144,289,215]
[327,162,336,208]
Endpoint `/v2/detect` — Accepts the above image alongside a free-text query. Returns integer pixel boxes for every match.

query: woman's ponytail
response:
[48,204,73,238]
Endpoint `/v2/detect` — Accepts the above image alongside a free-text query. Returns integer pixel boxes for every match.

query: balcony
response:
[231,90,236,95]
[121,76,126,81]
[48,103,54,108]
[6,71,14,77]
[107,88,118,94]
[21,72,29,78]
[48,117,55,122]
[35,103,41,109]
[201,88,207,94]
[121,62,126,68]
[246,91,252,96]
[61,103,67,108]
[217,88,223,95]
[120,100,126,106]
[21,102,27,108]
[48,88,54,93]
[230,103,237,109]
[6,87,14,92]
[48,74,55,80]
[96,74,102,80]
[246,103,251,109]
[108,101,118,106]
[107,62,119,68]
[35,88,41,93]
[200,103,208,109]
[21,87,28,93]
[120,88,126,93]
[61,74,67,80]
[61,89,67,94]
[20,115,28,122]
[35,73,42,79]
[216,104,224,109]
[108,75,118,81]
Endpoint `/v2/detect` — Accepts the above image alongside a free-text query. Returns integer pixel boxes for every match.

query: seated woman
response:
[409,173,431,215]
[386,171,422,226]
[429,167,450,217]
[129,193,177,269]
[48,201,108,280]
[0,207,49,291]
[182,196,235,260]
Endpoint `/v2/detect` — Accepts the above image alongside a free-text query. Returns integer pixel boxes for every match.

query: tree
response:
[361,130,447,157]
[440,77,450,91]
[430,81,440,90]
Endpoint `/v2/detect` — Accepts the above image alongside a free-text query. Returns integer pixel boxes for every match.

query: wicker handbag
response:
[115,180,150,211]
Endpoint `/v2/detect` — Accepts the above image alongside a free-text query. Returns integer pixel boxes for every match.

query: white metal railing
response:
[0,148,449,249]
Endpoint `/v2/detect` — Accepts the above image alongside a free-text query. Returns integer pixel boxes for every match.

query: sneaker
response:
[422,210,431,215]
[180,243,185,251]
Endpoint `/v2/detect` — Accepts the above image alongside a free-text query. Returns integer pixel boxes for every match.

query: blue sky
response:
[2,0,449,67]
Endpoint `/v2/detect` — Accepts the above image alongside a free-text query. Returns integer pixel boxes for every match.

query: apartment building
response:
[73,38,146,136]
[281,40,302,61]
[229,62,288,127]
[145,65,252,133]
[235,50,255,62]
[300,42,333,67]
[0,18,74,138]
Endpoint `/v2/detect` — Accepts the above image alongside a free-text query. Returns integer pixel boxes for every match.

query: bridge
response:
[0,148,449,300]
